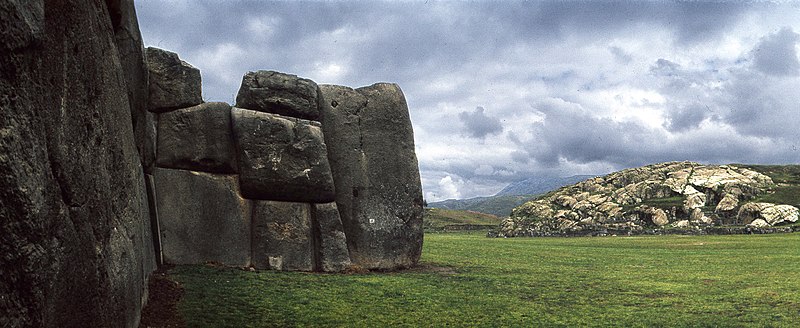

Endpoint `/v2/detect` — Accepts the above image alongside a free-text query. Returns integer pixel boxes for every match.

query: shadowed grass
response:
[170,233,800,327]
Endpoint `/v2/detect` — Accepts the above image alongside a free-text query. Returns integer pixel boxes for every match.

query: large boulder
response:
[320,83,424,270]
[252,201,314,271]
[312,203,352,272]
[145,47,202,112]
[1,1,155,327]
[235,70,323,121]
[231,107,335,203]
[156,102,237,173]
[737,202,800,226]
[154,168,251,266]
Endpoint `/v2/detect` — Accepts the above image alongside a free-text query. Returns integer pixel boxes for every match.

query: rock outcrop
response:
[320,84,424,269]
[497,162,796,237]
[1,1,155,327]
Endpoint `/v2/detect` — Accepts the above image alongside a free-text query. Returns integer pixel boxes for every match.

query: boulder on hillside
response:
[737,202,800,226]
[231,107,335,203]
[154,168,251,267]
[312,203,352,272]
[146,47,202,112]
[156,102,237,173]
[235,70,322,121]
[252,201,314,271]
[320,83,424,270]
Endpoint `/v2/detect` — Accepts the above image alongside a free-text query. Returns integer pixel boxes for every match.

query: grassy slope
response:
[171,233,800,327]
[423,208,503,231]
[736,164,800,207]
[427,194,535,217]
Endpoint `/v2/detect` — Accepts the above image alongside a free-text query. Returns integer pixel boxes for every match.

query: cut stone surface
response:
[1,1,155,327]
[252,201,314,271]
[231,107,335,203]
[312,203,352,272]
[154,168,251,266]
[320,83,424,270]
[156,102,237,173]
[146,47,202,112]
[235,70,322,121]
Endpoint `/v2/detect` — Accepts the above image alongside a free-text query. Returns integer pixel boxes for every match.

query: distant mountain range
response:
[495,175,596,196]
[427,175,596,217]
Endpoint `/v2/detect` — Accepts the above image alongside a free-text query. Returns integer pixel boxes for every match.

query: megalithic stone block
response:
[312,203,352,272]
[252,201,314,271]
[156,102,237,173]
[231,107,335,203]
[145,47,202,112]
[154,168,251,266]
[235,70,323,121]
[319,83,424,270]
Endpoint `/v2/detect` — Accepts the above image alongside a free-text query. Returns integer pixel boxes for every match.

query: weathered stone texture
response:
[231,107,336,203]
[155,168,251,266]
[320,84,424,270]
[236,70,323,121]
[312,203,352,272]
[1,1,154,327]
[146,47,202,112]
[252,201,314,271]
[156,102,237,173]
[110,0,154,171]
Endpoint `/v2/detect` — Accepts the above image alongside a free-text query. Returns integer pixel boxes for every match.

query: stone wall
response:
[1,1,423,326]
[1,1,155,327]
[148,61,424,271]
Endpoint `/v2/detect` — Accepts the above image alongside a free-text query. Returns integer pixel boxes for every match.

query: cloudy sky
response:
[136,1,800,202]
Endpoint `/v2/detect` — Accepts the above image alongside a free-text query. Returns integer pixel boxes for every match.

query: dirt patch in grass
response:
[400,263,459,275]
[139,266,185,328]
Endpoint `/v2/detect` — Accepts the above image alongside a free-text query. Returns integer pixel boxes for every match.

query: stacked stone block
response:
[147,49,422,272]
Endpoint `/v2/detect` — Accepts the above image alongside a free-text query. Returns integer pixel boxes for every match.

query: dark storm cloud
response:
[136,1,800,200]
[752,27,800,76]
[459,107,503,139]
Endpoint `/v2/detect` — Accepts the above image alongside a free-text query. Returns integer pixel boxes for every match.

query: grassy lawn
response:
[169,233,800,327]
[423,208,502,231]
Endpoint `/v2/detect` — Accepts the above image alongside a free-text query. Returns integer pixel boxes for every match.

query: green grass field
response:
[168,233,800,327]
[423,208,503,231]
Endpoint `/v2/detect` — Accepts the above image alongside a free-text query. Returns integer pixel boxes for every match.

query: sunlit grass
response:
[172,233,800,327]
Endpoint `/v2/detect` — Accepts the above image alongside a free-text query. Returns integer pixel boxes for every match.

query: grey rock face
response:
[320,83,424,270]
[235,70,322,121]
[1,1,154,327]
[146,47,202,112]
[231,107,336,203]
[156,102,237,173]
[155,168,251,266]
[111,0,153,171]
[252,201,314,271]
[312,203,352,272]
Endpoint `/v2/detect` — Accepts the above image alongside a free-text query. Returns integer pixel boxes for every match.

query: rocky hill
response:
[495,175,596,196]
[427,194,534,217]
[496,162,800,237]
[428,175,594,216]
